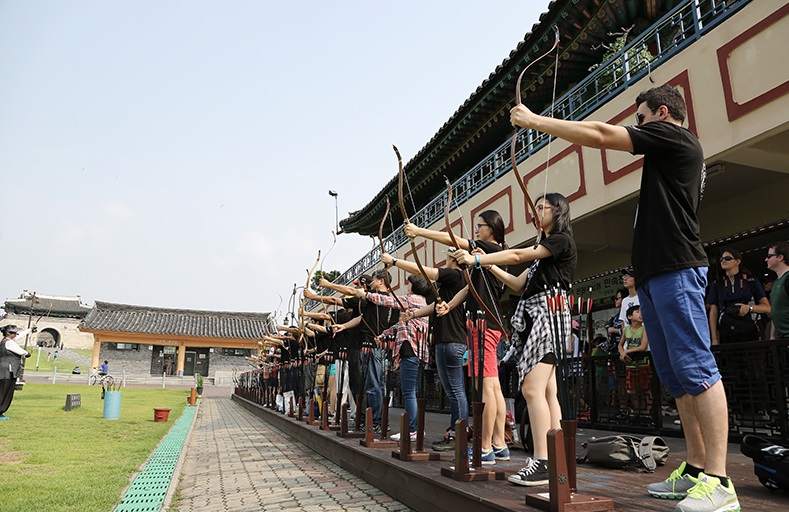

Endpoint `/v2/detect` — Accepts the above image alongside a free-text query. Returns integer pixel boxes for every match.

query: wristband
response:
[475,254,481,269]
[392,258,398,266]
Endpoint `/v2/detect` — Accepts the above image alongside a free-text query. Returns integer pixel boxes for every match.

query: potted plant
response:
[195,373,204,395]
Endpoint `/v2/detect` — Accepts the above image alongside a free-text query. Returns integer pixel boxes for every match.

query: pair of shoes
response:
[673,473,739,512]
[432,434,455,452]
[647,461,697,499]
[389,431,418,442]
[465,447,496,466]
[0,415,8,421]
[508,458,549,486]
[492,444,510,461]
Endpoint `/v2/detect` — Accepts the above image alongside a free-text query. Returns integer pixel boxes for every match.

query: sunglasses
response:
[766,253,779,259]
[720,256,735,262]
[635,113,646,125]
[476,223,490,230]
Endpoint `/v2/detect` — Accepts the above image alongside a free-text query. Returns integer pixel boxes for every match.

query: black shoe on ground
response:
[508,458,549,486]
[373,424,390,435]
[432,434,456,452]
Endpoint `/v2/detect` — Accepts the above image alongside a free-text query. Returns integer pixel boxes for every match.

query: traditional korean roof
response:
[341,0,673,235]
[4,294,92,319]
[79,301,271,340]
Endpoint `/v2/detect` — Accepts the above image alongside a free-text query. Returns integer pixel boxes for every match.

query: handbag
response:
[581,434,669,472]
[719,311,759,342]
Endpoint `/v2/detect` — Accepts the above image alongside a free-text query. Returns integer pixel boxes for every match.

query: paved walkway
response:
[174,394,413,512]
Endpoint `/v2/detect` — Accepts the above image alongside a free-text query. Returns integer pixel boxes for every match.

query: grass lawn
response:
[0,383,189,512]
[22,347,93,374]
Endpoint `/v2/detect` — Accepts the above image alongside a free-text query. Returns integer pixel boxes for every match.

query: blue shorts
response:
[637,267,721,398]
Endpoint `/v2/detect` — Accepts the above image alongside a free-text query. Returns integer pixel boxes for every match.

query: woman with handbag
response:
[706,248,771,344]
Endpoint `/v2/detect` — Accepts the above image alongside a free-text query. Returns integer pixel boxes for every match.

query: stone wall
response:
[1,314,95,350]
[99,344,153,375]
[97,343,253,378]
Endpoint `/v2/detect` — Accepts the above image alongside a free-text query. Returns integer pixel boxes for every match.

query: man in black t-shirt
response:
[511,84,737,511]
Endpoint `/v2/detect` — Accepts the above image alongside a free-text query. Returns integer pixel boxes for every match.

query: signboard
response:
[65,393,81,411]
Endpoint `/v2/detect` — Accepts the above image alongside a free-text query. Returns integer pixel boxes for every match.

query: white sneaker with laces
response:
[674,473,739,512]
[647,461,697,499]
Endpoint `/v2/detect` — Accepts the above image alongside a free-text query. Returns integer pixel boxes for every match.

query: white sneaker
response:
[389,431,418,442]
[647,461,697,499]
[674,473,740,512]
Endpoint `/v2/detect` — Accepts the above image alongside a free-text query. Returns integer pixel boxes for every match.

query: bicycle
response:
[89,372,115,387]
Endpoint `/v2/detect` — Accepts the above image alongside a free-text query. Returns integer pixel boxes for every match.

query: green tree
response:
[588,27,654,91]
[311,270,340,293]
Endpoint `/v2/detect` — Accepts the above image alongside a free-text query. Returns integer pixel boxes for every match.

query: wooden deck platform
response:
[232,394,788,512]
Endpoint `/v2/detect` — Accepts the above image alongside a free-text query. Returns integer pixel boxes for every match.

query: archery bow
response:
[318,231,337,321]
[443,177,509,339]
[509,25,560,245]
[299,251,321,347]
[378,198,407,311]
[394,144,442,303]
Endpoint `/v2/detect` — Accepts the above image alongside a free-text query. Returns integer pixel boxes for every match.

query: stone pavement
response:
[173,394,413,512]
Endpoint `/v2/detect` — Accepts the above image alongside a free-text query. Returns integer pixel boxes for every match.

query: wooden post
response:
[337,402,364,438]
[440,419,504,482]
[360,407,397,448]
[391,410,439,461]
[525,428,614,511]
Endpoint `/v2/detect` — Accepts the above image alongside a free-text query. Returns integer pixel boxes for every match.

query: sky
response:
[1,1,548,316]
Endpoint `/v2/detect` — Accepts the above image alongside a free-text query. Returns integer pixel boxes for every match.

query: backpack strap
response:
[637,436,659,472]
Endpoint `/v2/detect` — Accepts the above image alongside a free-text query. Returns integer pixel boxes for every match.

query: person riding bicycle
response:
[99,360,109,376]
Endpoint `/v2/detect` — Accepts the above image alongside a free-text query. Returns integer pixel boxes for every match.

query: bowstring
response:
[539,36,561,231]
[403,170,419,223]
[448,184,507,333]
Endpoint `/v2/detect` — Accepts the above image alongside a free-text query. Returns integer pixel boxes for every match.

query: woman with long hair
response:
[405,209,510,464]
[449,193,576,485]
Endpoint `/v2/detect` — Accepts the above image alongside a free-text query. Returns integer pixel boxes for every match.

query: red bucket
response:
[153,408,171,422]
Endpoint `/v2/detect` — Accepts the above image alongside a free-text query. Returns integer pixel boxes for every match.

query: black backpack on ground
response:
[740,435,789,492]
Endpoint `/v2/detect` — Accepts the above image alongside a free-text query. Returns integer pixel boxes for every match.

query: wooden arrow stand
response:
[320,400,339,431]
[440,414,505,482]
[304,397,319,426]
[360,406,397,448]
[287,395,296,418]
[525,422,614,511]
[337,395,365,438]
[391,403,440,461]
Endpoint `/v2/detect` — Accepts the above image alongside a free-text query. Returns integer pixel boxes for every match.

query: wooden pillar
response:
[91,337,102,370]
[177,342,186,377]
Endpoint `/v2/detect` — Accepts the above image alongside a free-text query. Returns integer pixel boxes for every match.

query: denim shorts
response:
[637,267,721,398]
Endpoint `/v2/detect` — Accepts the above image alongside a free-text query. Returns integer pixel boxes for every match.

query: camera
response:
[724,305,741,316]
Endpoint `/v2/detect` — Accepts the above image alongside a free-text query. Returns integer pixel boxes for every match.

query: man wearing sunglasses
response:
[511,84,737,512]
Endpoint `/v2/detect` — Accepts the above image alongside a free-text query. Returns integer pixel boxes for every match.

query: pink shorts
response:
[467,327,501,378]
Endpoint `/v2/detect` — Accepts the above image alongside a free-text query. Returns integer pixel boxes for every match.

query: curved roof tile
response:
[79,301,270,340]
